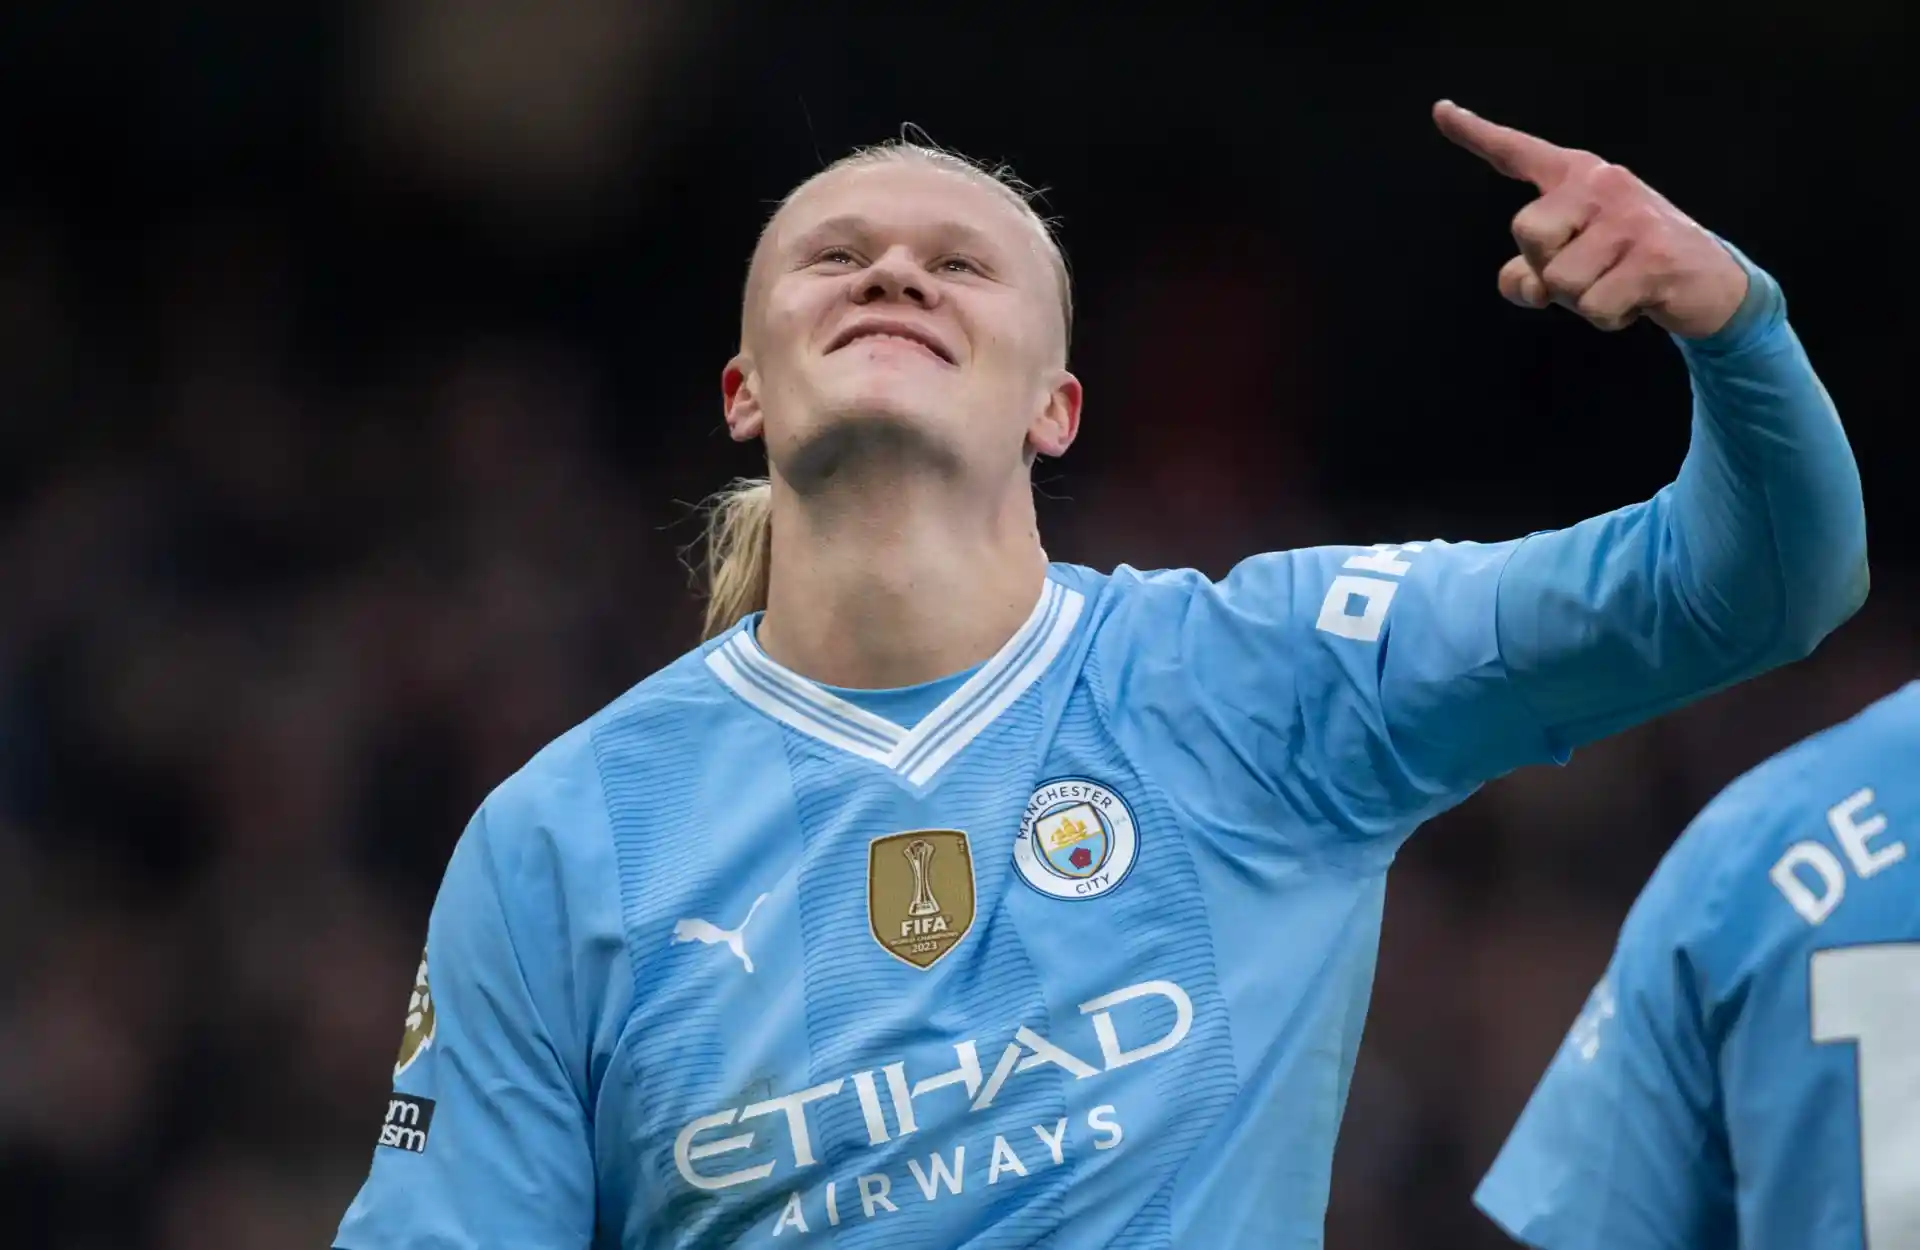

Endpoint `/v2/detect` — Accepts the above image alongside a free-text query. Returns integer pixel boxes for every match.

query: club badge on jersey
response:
[1014,779,1140,901]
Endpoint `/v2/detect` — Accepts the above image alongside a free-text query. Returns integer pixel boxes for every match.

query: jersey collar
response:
[705,576,1084,787]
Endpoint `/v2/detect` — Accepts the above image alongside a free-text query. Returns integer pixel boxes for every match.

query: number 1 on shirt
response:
[1810,943,1920,1248]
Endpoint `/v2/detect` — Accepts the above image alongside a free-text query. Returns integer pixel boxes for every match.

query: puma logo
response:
[670,893,770,974]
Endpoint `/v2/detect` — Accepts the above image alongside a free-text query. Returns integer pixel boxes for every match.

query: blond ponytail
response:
[699,478,774,640]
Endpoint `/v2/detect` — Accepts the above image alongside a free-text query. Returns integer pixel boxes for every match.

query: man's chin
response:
[778,407,963,495]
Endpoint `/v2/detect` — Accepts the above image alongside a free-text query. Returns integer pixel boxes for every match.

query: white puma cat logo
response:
[670,893,770,974]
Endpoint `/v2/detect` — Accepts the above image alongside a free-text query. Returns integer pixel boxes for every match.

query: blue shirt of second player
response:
[1476,682,1920,1250]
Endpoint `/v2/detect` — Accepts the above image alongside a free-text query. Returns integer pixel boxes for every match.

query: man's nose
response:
[851,247,937,309]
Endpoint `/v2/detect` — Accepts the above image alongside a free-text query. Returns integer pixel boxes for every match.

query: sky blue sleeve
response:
[334,754,623,1250]
[1086,542,1545,862]
[1090,252,1863,858]
[1493,248,1867,756]
[1474,829,1736,1250]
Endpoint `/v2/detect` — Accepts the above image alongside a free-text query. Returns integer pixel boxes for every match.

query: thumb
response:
[1498,255,1549,310]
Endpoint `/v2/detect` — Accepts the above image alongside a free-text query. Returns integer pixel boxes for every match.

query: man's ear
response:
[1025,370,1083,458]
[722,354,762,442]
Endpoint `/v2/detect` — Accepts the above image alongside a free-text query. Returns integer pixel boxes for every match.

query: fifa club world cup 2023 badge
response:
[868,830,976,969]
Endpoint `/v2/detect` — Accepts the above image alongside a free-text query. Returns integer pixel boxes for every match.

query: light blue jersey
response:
[336,257,1867,1248]
[1477,682,1920,1250]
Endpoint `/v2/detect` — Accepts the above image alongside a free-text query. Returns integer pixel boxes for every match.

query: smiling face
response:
[723,153,1081,496]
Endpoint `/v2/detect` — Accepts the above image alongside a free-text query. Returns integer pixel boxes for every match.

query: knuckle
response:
[1510,205,1558,251]
[1588,161,1638,198]
[1542,265,1584,300]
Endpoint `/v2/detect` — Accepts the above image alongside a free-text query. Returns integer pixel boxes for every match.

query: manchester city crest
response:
[1014,779,1139,900]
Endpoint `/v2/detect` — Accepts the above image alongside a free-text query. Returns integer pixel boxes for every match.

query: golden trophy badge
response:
[868,830,976,969]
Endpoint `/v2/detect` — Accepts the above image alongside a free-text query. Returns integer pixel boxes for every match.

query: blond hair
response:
[698,134,1071,641]
[699,477,775,640]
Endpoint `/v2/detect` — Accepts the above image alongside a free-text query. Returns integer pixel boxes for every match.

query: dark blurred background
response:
[0,5,1913,1247]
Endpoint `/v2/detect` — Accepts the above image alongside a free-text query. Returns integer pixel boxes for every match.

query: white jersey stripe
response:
[703,577,1084,785]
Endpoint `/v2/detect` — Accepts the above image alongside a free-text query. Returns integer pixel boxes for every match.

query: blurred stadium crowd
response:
[1,6,1913,1249]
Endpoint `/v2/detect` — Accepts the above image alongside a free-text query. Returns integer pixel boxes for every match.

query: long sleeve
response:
[1079,249,1868,861]
[1492,245,1867,757]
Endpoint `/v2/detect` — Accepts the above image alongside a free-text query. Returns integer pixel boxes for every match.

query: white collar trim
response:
[706,578,1084,786]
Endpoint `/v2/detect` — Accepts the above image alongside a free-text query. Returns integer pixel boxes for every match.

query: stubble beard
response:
[779,408,968,500]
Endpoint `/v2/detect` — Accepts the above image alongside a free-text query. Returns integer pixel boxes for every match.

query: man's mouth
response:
[826,320,956,364]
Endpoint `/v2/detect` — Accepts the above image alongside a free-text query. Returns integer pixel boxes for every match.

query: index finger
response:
[1432,100,1577,190]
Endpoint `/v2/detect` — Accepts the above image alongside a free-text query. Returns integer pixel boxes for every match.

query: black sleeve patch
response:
[378,1094,436,1153]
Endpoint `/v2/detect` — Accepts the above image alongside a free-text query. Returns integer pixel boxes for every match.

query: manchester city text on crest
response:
[1014,779,1140,901]
[868,830,976,969]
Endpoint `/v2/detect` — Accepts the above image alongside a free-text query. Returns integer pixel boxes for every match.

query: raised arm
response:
[1425,102,1867,764]
[1079,105,1866,858]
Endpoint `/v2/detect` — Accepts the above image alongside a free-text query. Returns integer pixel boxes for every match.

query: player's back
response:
[1716,681,1920,1249]
[1476,680,1920,1250]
